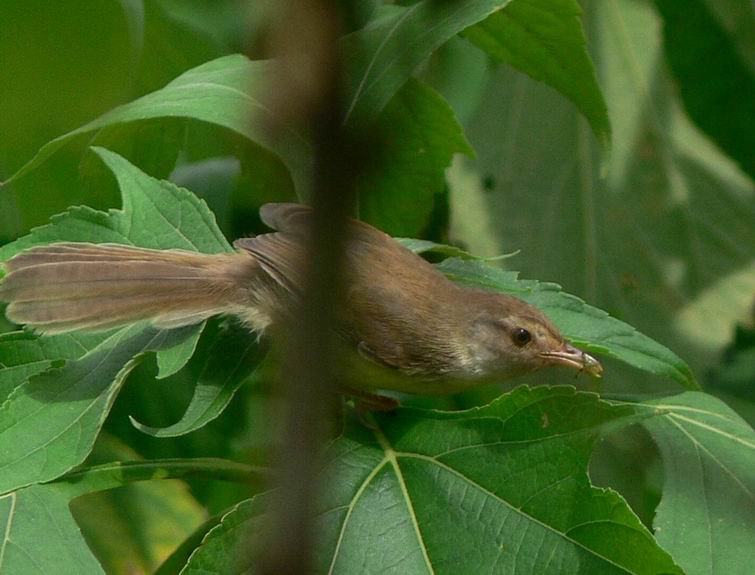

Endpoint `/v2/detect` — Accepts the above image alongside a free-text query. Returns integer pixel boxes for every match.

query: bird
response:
[0,203,601,407]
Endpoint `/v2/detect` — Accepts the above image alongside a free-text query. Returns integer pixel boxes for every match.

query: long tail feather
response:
[0,243,257,333]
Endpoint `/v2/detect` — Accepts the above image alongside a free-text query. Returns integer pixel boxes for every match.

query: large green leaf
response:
[358,79,473,237]
[0,486,105,575]
[182,386,681,574]
[449,0,755,388]
[178,495,271,575]
[438,257,696,389]
[654,0,755,180]
[464,0,611,146]
[640,392,755,575]
[0,148,238,493]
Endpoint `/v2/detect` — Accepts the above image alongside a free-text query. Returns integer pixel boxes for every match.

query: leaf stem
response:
[48,457,270,499]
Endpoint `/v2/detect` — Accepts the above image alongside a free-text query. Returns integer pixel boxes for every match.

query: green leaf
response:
[0,204,132,259]
[0,1,141,179]
[96,147,233,254]
[183,386,681,574]
[0,331,104,401]
[130,321,263,438]
[439,257,697,389]
[358,79,473,237]
[0,486,105,575]
[1,56,277,188]
[640,392,755,575]
[179,494,273,575]
[0,147,233,259]
[342,0,514,128]
[346,0,608,133]
[0,148,238,493]
[155,328,203,380]
[54,458,266,500]
[464,0,611,146]
[421,36,492,124]
[2,0,605,187]
[0,324,197,495]
[654,0,755,180]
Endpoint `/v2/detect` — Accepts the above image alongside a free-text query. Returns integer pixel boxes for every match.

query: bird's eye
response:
[512,327,531,347]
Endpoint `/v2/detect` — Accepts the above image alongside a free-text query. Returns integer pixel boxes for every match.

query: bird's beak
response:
[539,342,603,378]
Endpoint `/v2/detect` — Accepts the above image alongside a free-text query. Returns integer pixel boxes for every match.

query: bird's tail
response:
[0,243,257,334]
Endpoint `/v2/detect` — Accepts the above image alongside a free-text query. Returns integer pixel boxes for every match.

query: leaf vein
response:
[397,452,633,573]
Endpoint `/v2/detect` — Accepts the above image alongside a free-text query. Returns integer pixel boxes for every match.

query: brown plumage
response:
[0,243,256,332]
[0,203,601,397]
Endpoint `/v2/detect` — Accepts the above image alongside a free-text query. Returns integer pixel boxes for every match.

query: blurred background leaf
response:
[70,438,206,575]
[0,0,231,237]
[654,0,755,180]
[443,0,755,397]
[464,0,611,146]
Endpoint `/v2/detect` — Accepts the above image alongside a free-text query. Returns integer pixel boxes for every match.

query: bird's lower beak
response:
[539,343,603,378]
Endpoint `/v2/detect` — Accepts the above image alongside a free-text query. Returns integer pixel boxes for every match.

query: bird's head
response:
[462,290,603,380]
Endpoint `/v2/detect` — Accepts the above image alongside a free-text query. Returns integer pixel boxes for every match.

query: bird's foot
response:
[338,386,399,418]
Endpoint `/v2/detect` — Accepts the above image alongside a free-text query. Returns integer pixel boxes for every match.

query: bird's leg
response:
[337,385,399,412]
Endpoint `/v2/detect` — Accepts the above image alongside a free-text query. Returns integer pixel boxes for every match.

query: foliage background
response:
[0,0,753,573]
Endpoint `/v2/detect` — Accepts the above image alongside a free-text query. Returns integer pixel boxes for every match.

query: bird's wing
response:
[259,203,388,242]
[233,233,304,295]
[246,203,460,377]
[357,341,401,370]
[259,203,312,235]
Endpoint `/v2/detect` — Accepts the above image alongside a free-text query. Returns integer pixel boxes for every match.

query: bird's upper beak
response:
[539,342,603,378]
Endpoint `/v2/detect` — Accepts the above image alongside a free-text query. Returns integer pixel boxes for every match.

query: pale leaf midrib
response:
[401,451,635,573]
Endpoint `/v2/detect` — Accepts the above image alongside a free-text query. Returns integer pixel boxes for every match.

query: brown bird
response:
[0,203,601,405]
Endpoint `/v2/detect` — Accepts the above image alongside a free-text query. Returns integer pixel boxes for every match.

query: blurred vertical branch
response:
[254,0,364,573]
